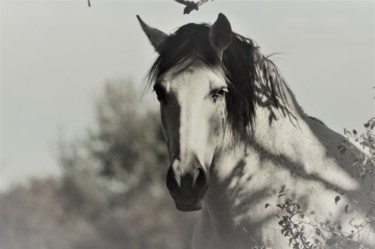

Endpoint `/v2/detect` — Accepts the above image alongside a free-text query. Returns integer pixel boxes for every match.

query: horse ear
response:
[209,13,232,59]
[137,15,168,53]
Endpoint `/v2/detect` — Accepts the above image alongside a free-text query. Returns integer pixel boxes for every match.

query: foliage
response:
[339,118,375,178]
[265,186,318,249]
[339,118,375,245]
[277,202,314,248]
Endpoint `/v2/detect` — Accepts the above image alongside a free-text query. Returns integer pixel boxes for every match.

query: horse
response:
[137,13,374,249]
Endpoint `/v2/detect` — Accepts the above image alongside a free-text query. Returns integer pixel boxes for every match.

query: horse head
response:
[138,14,234,211]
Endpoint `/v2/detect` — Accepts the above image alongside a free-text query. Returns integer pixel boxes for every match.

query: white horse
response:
[137,13,374,249]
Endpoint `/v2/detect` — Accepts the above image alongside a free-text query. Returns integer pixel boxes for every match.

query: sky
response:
[1,0,374,191]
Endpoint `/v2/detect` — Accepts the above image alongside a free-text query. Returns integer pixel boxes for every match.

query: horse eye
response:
[153,84,166,102]
[212,87,228,102]
[217,88,228,95]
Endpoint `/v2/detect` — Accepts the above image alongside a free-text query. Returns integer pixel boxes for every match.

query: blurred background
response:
[0,1,374,248]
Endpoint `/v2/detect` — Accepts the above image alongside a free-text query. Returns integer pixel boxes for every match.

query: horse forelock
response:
[147,22,287,140]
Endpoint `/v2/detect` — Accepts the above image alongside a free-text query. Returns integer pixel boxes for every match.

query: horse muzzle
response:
[166,159,209,212]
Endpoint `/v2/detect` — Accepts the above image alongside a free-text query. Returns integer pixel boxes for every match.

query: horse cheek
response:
[210,102,225,138]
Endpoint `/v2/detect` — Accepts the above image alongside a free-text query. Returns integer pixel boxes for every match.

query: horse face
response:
[138,13,232,211]
[155,62,227,211]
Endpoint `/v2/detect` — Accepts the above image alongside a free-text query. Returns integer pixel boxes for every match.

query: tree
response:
[58,79,197,249]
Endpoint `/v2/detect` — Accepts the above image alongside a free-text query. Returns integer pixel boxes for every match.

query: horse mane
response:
[147,23,288,139]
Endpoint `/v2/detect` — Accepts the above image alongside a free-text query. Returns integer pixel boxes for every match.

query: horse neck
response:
[204,74,305,220]
[205,75,360,222]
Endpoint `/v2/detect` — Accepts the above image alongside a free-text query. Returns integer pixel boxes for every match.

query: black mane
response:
[148,23,284,139]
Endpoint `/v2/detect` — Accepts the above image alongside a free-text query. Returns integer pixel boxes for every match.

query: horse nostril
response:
[166,167,180,191]
[194,167,207,189]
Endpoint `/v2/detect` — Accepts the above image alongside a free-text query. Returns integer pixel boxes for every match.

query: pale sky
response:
[1,0,374,191]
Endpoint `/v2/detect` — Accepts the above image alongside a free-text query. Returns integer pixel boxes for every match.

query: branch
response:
[347,137,372,159]
[174,0,212,14]
[87,0,91,7]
